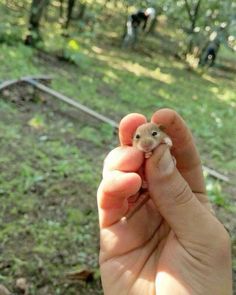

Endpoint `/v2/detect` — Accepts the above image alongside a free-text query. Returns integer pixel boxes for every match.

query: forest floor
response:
[0,5,236,295]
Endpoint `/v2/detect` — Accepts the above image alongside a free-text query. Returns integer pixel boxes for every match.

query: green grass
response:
[51,41,236,172]
[0,97,108,294]
[2,32,234,172]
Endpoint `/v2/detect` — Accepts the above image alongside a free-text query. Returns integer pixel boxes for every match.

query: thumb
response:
[146,145,214,242]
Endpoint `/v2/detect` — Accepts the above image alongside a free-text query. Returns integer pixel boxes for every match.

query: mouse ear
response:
[157,124,165,131]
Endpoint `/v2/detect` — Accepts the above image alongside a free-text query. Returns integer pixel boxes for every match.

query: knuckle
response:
[173,183,193,206]
[161,174,193,207]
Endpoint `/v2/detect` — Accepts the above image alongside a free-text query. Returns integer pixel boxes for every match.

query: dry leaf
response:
[65,268,94,282]
[16,277,28,295]
[28,116,45,130]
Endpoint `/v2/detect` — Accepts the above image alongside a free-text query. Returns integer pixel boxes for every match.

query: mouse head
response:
[132,122,165,153]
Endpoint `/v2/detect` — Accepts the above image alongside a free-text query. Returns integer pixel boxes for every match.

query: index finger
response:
[151,108,206,194]
[119,113,147,145]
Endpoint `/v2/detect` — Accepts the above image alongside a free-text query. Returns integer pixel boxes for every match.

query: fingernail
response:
[158,149,174,175]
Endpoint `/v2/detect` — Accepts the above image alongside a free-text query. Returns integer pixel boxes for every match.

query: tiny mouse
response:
[122,122,174,222]
[132,122,172,158]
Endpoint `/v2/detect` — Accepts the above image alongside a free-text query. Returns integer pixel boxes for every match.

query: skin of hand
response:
[97,109,232,295]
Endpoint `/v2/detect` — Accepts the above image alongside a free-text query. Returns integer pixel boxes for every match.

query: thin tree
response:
[65,0,76,29]
[184,0,202,53]
[25,0,50,46]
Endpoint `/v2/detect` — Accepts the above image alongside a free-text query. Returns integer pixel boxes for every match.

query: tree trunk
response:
[65,0,76,29]
[25,0,49,46]
[77,2,86,20]
[184,0,202,53]
[59,0,64,18]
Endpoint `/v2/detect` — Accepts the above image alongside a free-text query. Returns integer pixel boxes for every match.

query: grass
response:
[49,41,236,173]
[0,97,109,294]
[1,32,235,173]
[0,1,236,293]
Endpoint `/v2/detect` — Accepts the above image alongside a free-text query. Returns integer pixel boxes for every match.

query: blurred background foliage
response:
[0,0,235,53]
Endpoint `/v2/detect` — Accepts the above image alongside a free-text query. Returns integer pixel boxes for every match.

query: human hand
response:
[97,109,232,295]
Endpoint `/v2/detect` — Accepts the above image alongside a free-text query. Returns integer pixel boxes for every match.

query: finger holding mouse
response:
[123,122,175,221]
[98,110,232,295]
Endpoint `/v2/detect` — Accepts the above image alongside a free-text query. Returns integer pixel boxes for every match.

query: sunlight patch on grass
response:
[93,52,174,84]
[120,62,144,77]
[218,89,236,104]
[104,31,119,38]
[210,87,219,94]
[105,69,120,81]
[202,73,219,84]
[209,86,236,104]
[119,61,175,84]
[92,45,103,54]
[153,67,174,84]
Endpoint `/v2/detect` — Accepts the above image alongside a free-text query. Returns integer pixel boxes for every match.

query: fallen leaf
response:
[65,268,94,282]
[16,277,28,294]
[28,116,45,130]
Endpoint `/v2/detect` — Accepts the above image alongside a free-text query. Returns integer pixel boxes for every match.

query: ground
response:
[0,3,236,294]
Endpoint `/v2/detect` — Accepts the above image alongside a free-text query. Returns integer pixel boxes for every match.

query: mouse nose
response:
[141,140,153,151]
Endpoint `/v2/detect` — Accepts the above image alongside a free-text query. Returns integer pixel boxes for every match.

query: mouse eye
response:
[135,134,140,139]
[152,131,158,136]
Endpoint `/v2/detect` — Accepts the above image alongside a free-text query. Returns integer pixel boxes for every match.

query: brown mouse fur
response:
[132,122,172,158]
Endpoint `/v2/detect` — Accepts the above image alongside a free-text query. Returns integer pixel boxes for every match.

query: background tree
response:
[25,0,50,46]
[65,0,76,29]
[155,0,236,56]
[183,0,202,53]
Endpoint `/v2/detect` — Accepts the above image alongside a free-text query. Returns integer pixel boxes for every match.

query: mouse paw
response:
[164,137,172,148]
[145,152,152,158]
